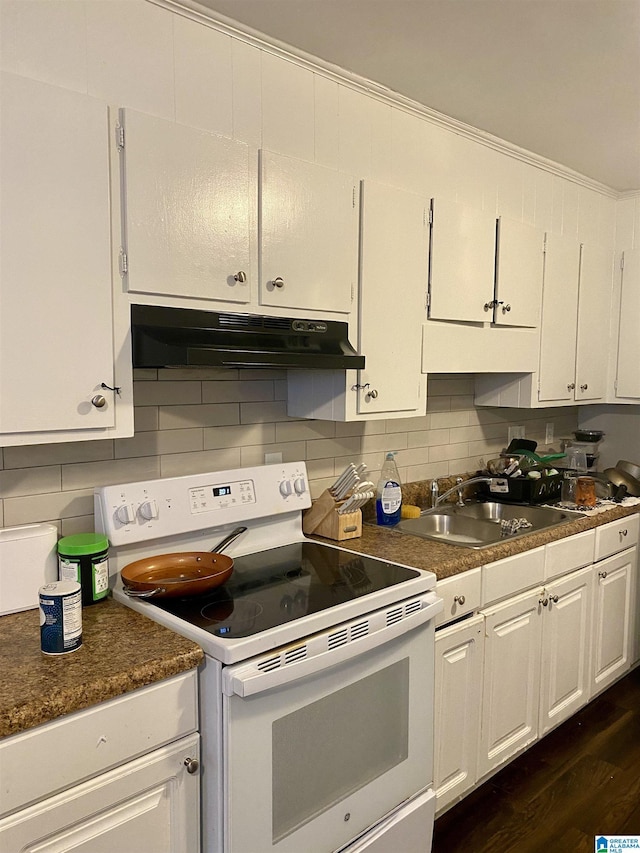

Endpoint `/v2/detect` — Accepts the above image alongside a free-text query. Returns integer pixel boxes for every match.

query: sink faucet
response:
[435,476,494,507]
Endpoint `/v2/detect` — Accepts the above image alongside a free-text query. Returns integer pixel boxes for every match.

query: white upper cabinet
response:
[494,217,544,328]
[118,108,251,305]
[259,151,357,314]
[575,242,614,401]
[616,248,640,399]
[0,72,129,443]
[356,181,429,415]
[428,197,496,323]
[538,232,581,402]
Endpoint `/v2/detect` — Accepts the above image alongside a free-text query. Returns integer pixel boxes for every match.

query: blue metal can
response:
[39,581,82,655]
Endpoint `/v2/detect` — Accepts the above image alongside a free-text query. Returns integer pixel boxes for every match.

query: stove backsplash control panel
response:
[94,462,311,546]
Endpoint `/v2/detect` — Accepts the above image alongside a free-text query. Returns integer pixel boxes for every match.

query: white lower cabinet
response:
[434,515,638,816]
[591,547,635,696]
[0,671,200,853]
[0,734,200,853]
[478,587,543,778]
[434,614,483,812]
[539,565,593,736]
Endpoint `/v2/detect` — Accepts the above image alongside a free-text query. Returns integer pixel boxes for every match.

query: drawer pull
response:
[549,594,559,604]
[598,571,608,579]
[619,529,628,539]
[539,596,549,607]
[453,594,465,605]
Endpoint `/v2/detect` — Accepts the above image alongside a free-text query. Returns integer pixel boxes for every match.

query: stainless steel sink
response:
[395,501,584,549]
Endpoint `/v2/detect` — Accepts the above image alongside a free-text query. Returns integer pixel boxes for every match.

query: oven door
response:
[221,593,440,853]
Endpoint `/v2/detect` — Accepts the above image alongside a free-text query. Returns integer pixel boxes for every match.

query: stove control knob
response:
[139,499,159,521]
[115,503,136,525]
[279,479,293,497]
[294,477,307,495]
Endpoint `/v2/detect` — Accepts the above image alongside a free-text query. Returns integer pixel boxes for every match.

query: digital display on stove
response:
[150,541,421,639]
[213,485,232,497]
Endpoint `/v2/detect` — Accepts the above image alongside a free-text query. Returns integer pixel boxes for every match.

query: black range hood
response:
[131,304,365,370]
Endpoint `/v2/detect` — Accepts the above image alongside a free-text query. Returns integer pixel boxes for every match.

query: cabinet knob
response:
[598,570,608,579]
[539,596,549,607]
[272,276,285,288]
[549,594,559,604]
[620,529,628,539]
[567,382,576,391]
[184,757,200,775]
[580,383,588,391]
[91,394,107,408]
[453,594,466,605]
[501,303,511,313]
[233,271,247,283]
[484,300,496,311]
[367,389,379,400]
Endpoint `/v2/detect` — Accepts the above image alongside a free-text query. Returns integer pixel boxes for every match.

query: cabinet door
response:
[259,151,357,314]
[479,589,542,778]
[591,548,634,696]
[428,197,496,323]
[0,72,115,435]
[538,232,580,402]
[494,217,544,328]
[120,108,251,304]
[575,243,613,401]
[0,734,200,853]
[434,615,483,813]
[616,248,640,399]
[539,566,593,736]
[356,181,428,414]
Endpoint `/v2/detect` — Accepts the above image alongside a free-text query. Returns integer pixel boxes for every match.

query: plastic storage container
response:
[58,533,109,606]
[376,452,402,526]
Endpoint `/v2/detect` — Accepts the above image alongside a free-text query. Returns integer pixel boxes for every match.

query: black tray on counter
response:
[479,473,564,505]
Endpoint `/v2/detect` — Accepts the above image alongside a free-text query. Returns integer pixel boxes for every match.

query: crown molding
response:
[151,0,621,200]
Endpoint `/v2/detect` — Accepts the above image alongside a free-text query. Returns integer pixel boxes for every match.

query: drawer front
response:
[482,546,545,606]
[595,514,639,562]
[436,568,481,627]
[545,530,595,581]
[0,670,198,817]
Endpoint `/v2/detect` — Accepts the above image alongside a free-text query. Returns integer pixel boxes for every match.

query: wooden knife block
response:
[302,489,363,541]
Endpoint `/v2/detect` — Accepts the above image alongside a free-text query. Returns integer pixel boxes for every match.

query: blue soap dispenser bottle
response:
[376,452,402,526]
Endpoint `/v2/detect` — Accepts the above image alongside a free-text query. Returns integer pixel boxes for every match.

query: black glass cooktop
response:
[149,541,420,638]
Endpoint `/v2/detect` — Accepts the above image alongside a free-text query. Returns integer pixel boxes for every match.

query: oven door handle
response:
[222,593,443,698]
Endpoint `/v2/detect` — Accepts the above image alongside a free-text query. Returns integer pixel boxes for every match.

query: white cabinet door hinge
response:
[119,249,128,276]
[428,206,433,226]
[621,253,625,270]
[351,283,355,302]
[352,186,357,208]
[115,123,125,151]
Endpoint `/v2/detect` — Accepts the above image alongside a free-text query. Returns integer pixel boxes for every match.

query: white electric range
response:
[95,462,441,853]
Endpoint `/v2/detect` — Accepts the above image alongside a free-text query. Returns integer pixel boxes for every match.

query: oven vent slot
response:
[386,598,423,626]
[405,598,423,617]
[328,628,349,649]
[284,645,308,665]
[257,655,283,673]
[350,621,369,640]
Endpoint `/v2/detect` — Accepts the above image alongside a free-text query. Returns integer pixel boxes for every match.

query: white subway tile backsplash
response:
[240,441,306,467]
[159,403,239,430]
[240,401,289,424]
[135,381,202,406]
[3,488,94,527]
[160,447,242,479]
[0,466,61,498]
[62,457,160,491]
[114,429,204,459]
[274,420,335,442]
[305,437,362,460]
[204,423,276,450]
[202,379,275,403]
[134,407,159,433]
[3,441,114,470]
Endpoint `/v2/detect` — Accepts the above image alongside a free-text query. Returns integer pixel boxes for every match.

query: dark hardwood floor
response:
[432,666,640,852]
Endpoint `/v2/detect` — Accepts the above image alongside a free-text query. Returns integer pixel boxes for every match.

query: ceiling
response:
[194,0,640,192]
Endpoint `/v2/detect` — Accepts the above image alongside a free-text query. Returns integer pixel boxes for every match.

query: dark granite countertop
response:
[314,502,640,581]
[0,597,203,739]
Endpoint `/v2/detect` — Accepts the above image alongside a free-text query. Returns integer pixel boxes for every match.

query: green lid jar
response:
[58,533,109,606]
